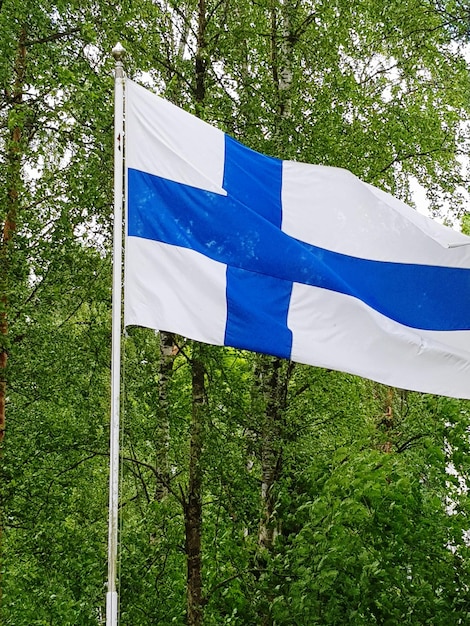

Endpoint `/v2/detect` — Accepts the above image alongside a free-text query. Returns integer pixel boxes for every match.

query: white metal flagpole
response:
[106,42,125,626]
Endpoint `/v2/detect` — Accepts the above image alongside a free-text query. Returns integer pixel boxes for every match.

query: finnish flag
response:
[124,78,470,399]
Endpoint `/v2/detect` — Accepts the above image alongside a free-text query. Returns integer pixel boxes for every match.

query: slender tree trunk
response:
[270,0,294,147]
[253,356,293,626]
[255,5,296,623]
[183,2,208,623]
[258,357,280,551]
[257,0,296,554]
[1,28,26,443]
[155,331,175,500]
[257,357,292,551]
[185,348,205,626]
[194,0,206,112]
[0,27,27,616]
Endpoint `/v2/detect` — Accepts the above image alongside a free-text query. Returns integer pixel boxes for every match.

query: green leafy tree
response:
[2,0,470,624]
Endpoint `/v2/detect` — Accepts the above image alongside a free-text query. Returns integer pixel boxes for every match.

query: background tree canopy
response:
[1,0,470,624]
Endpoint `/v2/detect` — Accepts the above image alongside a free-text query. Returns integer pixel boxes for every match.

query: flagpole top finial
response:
[112,43,126,62]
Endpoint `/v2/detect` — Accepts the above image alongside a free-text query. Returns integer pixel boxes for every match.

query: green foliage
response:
[255,391,470,625]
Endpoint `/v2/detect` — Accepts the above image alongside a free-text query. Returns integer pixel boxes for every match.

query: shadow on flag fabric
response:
[124,78,470,399]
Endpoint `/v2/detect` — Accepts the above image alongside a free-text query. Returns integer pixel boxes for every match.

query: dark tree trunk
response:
[0,27,27,616]
[155,331,175,500]
[185,351,205,626]
[184,2,208,623]
[1,28,26,443]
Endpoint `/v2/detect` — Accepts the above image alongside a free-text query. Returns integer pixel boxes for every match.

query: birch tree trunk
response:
[255,5,296,623]
[257,0,295,554]
[258,357,284,551]
[270,0,294,125]
[256,355,294,549]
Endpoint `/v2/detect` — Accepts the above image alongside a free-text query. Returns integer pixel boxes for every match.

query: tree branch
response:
[395,433,428,454]
[25,27,81,47]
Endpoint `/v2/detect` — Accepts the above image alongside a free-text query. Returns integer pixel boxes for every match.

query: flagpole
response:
[107,42,125,626]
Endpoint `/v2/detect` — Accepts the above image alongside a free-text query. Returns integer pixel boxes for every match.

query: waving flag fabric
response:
[124,78,470,399]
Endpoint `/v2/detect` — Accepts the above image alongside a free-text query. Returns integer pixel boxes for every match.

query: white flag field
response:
[124,78,470,399]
